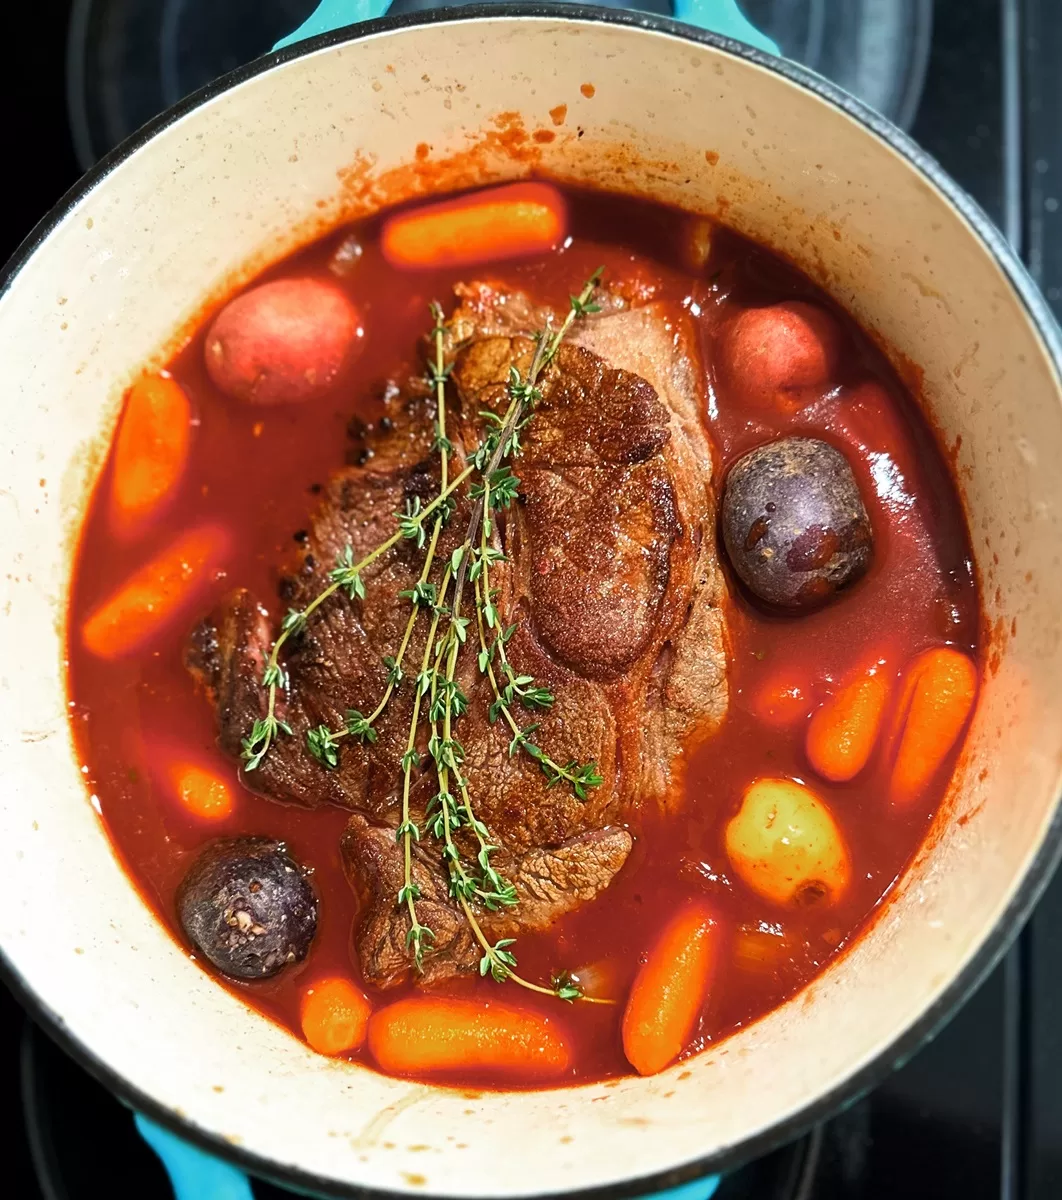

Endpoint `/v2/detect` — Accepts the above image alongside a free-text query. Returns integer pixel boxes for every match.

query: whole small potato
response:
[177,836,318,980]
[721,436,873,611]
[725,777,850,907]
[205,278,360,405]
[717,300,840,411]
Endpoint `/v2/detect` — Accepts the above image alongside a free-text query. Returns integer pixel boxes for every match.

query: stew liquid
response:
[66,186,980,1087]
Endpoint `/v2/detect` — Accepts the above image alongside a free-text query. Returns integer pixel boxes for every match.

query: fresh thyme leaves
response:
[551,971,586,1003]
[426,558,519,923]
[329,545,367,600]
[399,563,452,971]
[241,714,292,772]
[306,724,339,768]
[471,473,603,802]
[459,897,613,1005]
[241,275,608,1003]
[480,937,517,981]
[243,461,472,772]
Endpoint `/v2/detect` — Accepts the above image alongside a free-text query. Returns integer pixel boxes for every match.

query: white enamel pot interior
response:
[1,8,1061,1198]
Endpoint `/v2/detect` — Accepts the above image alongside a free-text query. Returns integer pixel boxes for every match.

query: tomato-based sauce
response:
[66,186,980,1088]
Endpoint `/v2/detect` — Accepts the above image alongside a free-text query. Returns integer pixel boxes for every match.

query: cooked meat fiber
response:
[187,283,729,988]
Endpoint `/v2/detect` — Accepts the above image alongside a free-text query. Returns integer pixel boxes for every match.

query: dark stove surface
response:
[2,1,1062,1198]
[63,0,932,164]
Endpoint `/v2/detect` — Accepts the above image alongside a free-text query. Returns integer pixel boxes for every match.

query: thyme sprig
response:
[472,479,603,800]
[395,305,456,969]
[241,460,474,771]
[304,303,456,771]
[458,896,613,1004]
[431,535,519,915]
[431,573,607,1003]
[240,276,607,1003]
[397,563,453,971]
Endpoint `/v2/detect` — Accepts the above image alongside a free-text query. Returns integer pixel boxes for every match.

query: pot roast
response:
[187,281,729,988]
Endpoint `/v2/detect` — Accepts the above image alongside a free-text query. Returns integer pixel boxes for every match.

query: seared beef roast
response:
[187,282,729,988]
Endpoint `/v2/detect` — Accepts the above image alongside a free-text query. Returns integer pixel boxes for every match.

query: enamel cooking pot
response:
[2,7,1062,1199]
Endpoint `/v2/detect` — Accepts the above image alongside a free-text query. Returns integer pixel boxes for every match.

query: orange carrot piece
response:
[806,669,890,782]
[381,183,567,270]
[81,525,228,660]
[367,996,570,1079]
[109,375,192,534]
[301,978,372,1057]
[622,904,719,1077]
[889,646,978,805]
[750,673,811,728]
[168,762,234,821]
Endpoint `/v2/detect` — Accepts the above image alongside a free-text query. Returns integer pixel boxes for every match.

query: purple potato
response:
[721,437,873,611]
[177,837,318,981]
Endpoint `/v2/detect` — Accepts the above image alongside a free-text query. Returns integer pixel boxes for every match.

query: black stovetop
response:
[2,1,1062,1197]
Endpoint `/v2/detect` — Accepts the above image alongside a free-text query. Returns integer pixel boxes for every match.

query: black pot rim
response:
[3,6,1062,1199]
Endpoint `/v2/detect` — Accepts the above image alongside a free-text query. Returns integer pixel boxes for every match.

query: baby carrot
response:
[381,182,567,271]
[621,904,719,1077]
[168,762,234,821]
[890,646,978,805]
[367,996,571,1080]
[109,375,192,535]
[806,668,890,782]
[301,977,372,1057]
[750,673,811,728]
[81,525,228,660]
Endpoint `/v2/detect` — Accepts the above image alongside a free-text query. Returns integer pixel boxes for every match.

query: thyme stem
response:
[397,564,453,969]
[244,462,474,771]
[316,308,456,757]
[395,308,455,968]
[457,893,615,1004]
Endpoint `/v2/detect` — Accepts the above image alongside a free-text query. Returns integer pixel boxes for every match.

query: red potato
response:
[717,301,840,412]
[204,278,361,405]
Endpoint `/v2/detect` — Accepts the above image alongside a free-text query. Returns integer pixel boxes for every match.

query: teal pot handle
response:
[274,0,391,50]
[136,1110,721,1200]
[135,1114,255,1200]
[274,0,780,55]
[135,1,773,1196]
[671,0,779,53]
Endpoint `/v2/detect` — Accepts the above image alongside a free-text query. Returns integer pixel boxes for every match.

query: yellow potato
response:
[725,777,850,907]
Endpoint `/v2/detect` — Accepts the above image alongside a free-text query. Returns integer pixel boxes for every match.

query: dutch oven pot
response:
[1,8,1061,1199]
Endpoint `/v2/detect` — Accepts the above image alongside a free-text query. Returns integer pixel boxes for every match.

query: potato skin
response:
[717,300,839,411]
[721,436,873,611]
[725,778,850,907]
[204,278,360,405]
[177,836,318,980]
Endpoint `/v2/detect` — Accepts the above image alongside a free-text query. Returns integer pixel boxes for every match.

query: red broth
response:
[66,186,980,1088]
